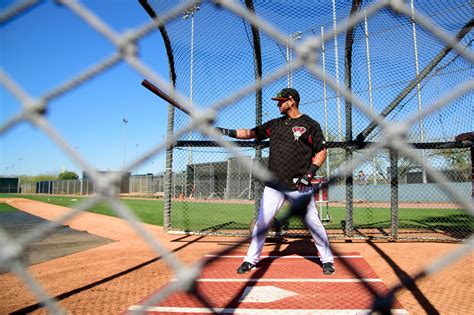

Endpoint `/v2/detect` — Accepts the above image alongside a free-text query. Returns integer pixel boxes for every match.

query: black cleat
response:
[322,262,335,275]
[237,262,256,274]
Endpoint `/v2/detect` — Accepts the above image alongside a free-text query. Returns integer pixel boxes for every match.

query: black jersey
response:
[252,114,326,190]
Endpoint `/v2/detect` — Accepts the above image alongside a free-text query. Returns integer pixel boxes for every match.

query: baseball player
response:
[216,88,335,275]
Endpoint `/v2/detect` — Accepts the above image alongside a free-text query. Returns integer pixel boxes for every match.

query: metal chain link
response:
[1,0,472,313]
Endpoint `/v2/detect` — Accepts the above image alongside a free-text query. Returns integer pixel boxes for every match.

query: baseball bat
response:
[141,79,191,116]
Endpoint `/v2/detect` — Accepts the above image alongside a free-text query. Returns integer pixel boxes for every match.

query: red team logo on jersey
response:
[292,126,306,141]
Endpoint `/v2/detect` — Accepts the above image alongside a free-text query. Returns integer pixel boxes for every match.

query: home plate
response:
[239,286,297,302]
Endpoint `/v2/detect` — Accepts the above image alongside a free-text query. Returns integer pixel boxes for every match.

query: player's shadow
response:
[220,238,322,311]
[259,238,324,269]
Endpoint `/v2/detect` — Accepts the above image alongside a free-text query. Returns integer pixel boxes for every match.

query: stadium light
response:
[182,6,199,19]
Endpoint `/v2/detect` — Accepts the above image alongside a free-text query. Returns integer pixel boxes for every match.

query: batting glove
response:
[296,164,320,191]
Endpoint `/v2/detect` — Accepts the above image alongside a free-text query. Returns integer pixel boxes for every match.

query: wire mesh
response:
[142,0,474,241]
[1,0,473,314]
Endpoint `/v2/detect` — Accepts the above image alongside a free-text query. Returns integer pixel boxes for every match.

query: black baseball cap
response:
[271,88,300,102]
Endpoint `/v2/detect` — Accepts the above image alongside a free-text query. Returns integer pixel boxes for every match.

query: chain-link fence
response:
[141,0,473,242]
[1,0,473,314]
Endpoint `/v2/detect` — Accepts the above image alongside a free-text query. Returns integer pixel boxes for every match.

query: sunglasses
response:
[275,92,290,98]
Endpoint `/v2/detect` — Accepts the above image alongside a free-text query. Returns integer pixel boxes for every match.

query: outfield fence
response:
[1,0,473,314]
[20,174,472,203]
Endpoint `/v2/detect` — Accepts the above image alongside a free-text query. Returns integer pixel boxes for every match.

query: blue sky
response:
[1,0,472,177]
[1,0,170,176]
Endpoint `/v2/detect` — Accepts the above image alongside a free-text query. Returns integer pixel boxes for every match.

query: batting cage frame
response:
[140,0,473,242]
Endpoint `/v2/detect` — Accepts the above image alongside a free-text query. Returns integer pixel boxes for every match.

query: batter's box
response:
[127,251,407,314]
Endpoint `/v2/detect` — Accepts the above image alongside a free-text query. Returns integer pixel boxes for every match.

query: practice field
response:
[0,198,471,314]
[1,194,470,234]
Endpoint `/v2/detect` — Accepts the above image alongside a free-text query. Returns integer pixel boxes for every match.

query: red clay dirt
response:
[1,198,472,314]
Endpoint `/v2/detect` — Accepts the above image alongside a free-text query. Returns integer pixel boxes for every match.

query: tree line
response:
[18,171,79,183]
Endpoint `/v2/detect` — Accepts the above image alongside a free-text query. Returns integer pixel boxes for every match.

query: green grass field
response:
[0,194,164,225]
[0,194,471,234]
[0,203,18,213]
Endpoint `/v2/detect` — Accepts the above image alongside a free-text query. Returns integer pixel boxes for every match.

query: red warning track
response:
[128,251,407,314]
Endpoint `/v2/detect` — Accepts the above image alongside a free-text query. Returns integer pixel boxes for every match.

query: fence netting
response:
[141,0,473,242]
[1,0,473,314]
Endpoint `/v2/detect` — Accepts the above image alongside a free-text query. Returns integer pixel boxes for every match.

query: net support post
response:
[390,148,399,239]
[344,148,354,238]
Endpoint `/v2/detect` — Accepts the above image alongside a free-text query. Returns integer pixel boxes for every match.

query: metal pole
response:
[122,118,128,169]
[189,11,194,165]
[343,0,362,237]
[18,157,22,176]
[162,32,177,228]
[390,149,399,239]
[287,31,302,88]
[286,37,290,87]
[411,0,427,184]
[244,0,263,220]
[194,164,197,198]
[364,11,377,185]
[332,0,342,140]
[225,159,231,199]
[248,157,253,199]
[172,173,175,198]
[183,6,199,166]
[210,164,214,198]
[321,26,330,178]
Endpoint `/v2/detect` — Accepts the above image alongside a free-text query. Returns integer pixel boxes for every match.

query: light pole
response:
[363,11,376,185]
[286,31,302,88]
[18,157,22,176]
[410,0,427,183]
[183,5,200,166]
[122,118,128,170]
[332,0,342,140]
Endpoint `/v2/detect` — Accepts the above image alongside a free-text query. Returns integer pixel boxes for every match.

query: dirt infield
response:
[1,198,472,314]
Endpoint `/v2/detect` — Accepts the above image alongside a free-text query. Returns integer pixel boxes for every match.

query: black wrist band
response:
[228,129,237,138]
[307,164,320,177]
[216,127,237,138]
